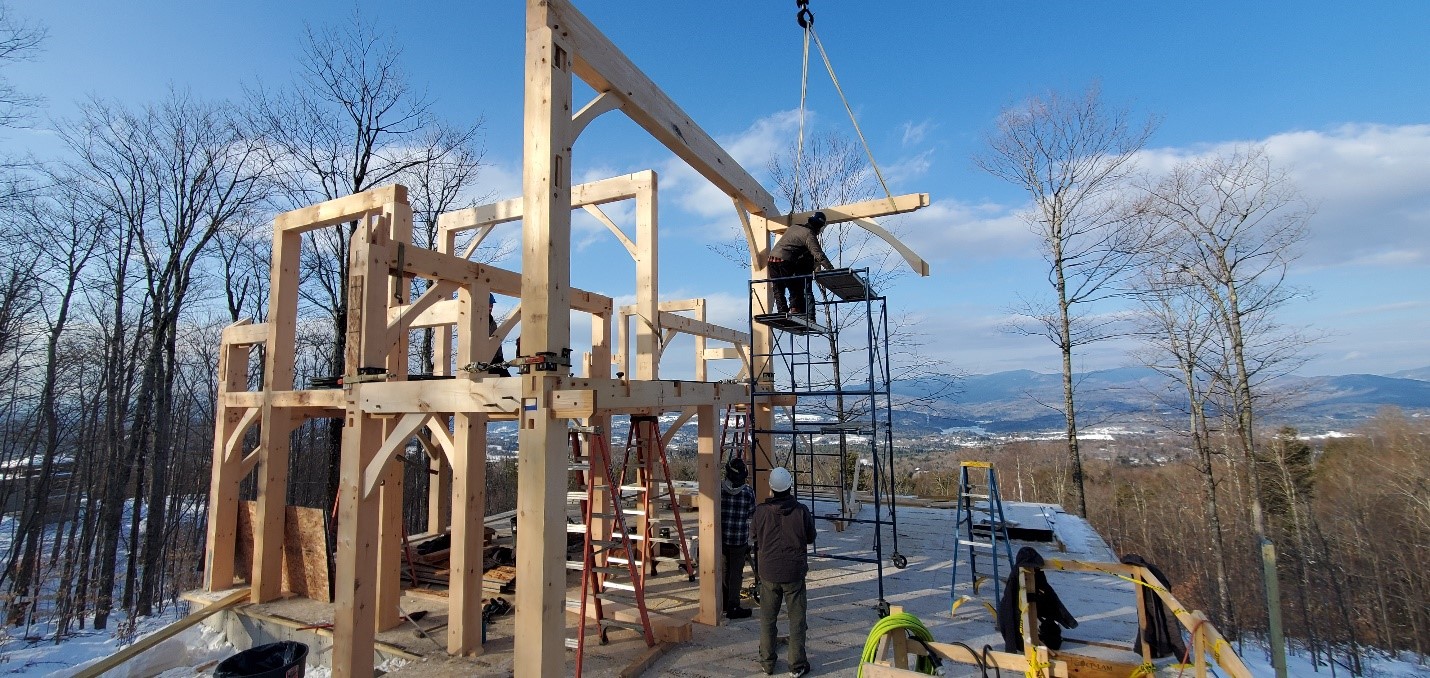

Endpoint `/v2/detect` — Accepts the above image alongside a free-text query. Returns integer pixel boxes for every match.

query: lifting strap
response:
[793,0,899,215]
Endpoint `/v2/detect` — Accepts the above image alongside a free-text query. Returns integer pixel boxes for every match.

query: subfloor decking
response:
[209,500,1188,676]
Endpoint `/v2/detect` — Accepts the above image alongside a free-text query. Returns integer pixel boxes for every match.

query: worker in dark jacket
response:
[768,211,833,316]
[752,467,816,676]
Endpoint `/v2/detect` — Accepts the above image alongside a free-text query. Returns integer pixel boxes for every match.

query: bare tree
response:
[974,83,1156,517]
[58,90,270,623]
[0,3,44,128]
[247,11,484,504]
[1138,144,1314,676]
[1132,263,1237,633]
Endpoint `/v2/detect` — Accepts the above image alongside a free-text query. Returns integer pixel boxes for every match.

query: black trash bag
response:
[215,641,309,678]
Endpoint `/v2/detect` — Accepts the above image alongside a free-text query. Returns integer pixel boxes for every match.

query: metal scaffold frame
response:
[746,267,905,615]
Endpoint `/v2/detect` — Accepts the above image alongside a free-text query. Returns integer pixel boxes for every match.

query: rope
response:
[792,22,811,215]
[790,0,897,217]
[807,25,899,212]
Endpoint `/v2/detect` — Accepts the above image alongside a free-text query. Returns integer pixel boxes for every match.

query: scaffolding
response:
[747,267,904,615]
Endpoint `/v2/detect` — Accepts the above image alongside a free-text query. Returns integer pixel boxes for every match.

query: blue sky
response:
[7,1,1429,377]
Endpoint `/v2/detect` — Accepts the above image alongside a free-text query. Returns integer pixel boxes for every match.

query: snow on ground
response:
[0,610,233,677]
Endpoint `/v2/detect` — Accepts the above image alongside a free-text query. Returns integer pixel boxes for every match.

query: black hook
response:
[795,0,814,29]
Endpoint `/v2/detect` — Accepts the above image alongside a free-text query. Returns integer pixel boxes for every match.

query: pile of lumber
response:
[405,528,518,595]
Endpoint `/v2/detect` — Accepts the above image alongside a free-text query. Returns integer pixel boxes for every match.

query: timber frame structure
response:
[201,1,930,676]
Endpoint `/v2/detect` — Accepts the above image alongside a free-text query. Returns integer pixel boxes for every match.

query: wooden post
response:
[1132,570,1153,665]
[429,230,457,535]
[749,217,776,500]
[253,228,300,603]
[375,203,414,633]
[333,215,392,678]
[203,334,252,591]
[695,404,720,625]
[448,284,488,655]
[516,2,575,674]
[635,172,658,381]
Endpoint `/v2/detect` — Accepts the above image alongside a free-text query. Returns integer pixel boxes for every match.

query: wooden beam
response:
[204,336,253,592]
[653,310,750,347]
[583,203,637,257]
[73,588,251,678]
[765,193,930,232]
[549,0,779,217]
[275,185,407,232]
[221,320,267,346]
[355,379,521,416]
[253,228,301,603]
[438,171,650,235]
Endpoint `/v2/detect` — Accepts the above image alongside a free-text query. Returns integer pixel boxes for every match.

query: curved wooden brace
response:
[424,417,457,466]
[663,407,697,446]
[362,413,433,500]
[571,91,622,139]
[852,217,929,277]
[497,308,521,344]
[222,408,262,465]
[459,223,497,259]
[583,204,637,258]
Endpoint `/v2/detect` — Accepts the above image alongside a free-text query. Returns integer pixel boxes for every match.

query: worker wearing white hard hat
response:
[751,467,815,676]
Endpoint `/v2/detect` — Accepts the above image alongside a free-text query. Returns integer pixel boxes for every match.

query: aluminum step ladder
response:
[950,461,1016,610]
[566,426,654,677]
[617,415,697,580]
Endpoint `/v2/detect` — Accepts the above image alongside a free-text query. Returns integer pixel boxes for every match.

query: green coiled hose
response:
[858,611,938,676]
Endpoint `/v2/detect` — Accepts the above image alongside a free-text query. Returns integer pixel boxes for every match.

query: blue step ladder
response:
[950,461,1015,617]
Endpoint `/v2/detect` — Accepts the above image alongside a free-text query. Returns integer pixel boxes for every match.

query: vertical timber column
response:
[203,335,251,591]
[449,285,487,655]
[635,172,659,380]
[696,404,720,625]
[376,202,413,632]
[749,220,776,501]
[518,2,574,675]
[333,216,392,678]
[429,230,458,535]
[254,228,300,601]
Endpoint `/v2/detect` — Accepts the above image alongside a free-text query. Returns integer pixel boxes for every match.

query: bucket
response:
[214,641,309,678]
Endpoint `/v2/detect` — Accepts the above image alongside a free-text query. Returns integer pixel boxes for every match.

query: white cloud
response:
[895,199,1037,263]
[901,120,935,147]
[1138,124,1430,269]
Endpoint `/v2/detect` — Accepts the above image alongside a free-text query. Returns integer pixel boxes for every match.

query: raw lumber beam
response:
[73,588,251,678]
[548,0,779,217]
[619,641,674,678]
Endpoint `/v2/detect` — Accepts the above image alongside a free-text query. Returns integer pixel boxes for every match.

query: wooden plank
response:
[275,185,406,232]
[550,0,779,217]
[619,641,674,678]
[254,227,301,604]
[73,588,251,678]
[919,641,1070,677]
[551,389,596,418]
[356,379,522,416]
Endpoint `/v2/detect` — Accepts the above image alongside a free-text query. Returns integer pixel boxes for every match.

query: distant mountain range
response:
[480,367,1430,452]
[893,367,1430,436]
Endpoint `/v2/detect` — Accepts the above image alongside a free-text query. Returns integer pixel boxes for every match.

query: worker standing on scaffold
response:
[768,211,832,318]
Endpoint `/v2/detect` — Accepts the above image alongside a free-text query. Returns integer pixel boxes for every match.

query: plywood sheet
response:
[234,501,331,601]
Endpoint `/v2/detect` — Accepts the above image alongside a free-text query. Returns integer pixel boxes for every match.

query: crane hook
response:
[795,0,814,29]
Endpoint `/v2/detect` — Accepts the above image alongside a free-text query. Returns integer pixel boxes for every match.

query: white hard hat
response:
[768,467,793,493]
